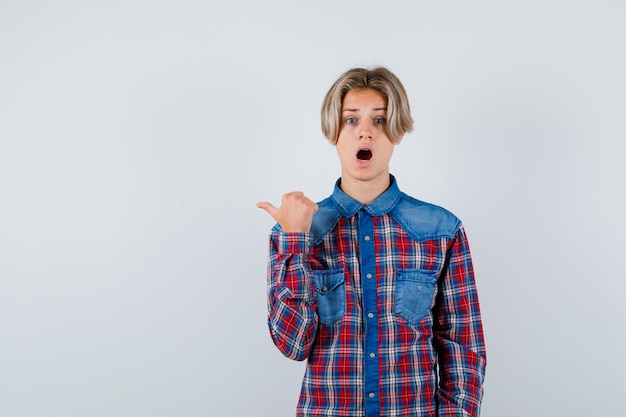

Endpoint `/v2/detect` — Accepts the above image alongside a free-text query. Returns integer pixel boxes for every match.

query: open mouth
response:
[357,148,373,161]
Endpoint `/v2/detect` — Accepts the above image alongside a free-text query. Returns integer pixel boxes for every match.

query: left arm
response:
[433,225,487,417]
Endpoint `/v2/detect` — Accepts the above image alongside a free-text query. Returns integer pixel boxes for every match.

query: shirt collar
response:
[331,174,402,218]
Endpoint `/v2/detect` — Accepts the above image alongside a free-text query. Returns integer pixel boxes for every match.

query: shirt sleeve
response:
[266,230,318,361]
[433,225,487,417]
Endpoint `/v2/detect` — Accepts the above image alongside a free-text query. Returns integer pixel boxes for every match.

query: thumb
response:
[256,201,278,219]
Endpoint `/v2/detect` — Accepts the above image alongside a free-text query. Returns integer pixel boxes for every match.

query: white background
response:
[1,1,625,416]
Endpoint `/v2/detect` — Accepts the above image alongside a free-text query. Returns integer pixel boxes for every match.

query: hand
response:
[257,192,318,233]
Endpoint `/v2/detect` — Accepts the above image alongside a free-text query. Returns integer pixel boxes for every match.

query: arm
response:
[258,192,320,361]
[265,230,318,361]
[433,225,487,416]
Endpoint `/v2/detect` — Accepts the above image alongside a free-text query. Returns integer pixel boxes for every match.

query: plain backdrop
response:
[1,1,625,416]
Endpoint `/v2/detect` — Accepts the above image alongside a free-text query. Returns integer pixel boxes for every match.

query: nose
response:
[358,121,373,141]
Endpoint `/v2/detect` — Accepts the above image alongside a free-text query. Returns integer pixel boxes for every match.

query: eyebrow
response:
[342,107,388,112]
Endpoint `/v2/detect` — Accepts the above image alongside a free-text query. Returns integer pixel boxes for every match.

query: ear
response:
[394,134,404,145]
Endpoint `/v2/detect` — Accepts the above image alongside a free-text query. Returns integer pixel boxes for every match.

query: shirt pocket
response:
[313,269,346,325]
[395,269,438,325]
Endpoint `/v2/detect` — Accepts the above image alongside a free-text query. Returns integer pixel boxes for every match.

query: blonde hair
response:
[321,67,414,144]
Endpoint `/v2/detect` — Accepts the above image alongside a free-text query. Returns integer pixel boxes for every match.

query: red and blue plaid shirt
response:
[265,176,486,416]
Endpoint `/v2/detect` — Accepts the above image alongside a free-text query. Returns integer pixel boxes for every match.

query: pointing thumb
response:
[256,201,278,219]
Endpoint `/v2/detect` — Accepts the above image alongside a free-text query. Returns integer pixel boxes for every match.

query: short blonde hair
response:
[321,67,414,144]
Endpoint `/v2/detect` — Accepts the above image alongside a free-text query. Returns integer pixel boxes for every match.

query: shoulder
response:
[389,193,462,241]
[309,197,342,245]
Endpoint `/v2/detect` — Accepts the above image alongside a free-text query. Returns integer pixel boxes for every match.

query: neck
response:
[340,174,391,206]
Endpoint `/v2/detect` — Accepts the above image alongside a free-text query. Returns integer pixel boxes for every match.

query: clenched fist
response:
[257,192,318,233]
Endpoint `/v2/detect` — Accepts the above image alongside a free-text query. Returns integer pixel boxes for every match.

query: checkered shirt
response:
[265,176,486,416]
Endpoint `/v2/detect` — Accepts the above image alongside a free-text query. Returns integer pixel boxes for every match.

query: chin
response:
[349,172,381,182]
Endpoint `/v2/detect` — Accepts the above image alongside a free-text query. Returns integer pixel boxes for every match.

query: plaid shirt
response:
[265,176,486,416]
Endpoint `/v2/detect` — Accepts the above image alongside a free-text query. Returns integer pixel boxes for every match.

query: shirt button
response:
[366,273,372,279]
[368,313,374,319]
[321,286,328,292]
[369,392,375,399]
[364,235,371,241]
[369,352,375,358]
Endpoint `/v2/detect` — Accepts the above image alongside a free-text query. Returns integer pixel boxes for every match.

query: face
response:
[336,88,400,187]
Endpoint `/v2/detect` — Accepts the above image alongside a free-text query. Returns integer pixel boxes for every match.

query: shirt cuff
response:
[276,232,313,255]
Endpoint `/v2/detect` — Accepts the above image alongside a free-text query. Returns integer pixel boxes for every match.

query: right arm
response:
[258,192,319,361]
[265,230,318,361]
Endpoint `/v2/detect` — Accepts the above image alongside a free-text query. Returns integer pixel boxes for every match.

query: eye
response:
[345,117,356,125]
[374,116,386,125]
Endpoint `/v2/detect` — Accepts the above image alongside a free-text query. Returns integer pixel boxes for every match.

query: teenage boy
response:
[257,67,486,417]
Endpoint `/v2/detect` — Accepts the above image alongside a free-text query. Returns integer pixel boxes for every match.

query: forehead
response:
[342,88,387,111]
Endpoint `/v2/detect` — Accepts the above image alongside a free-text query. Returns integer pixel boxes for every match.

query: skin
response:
[257,88,402,232]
